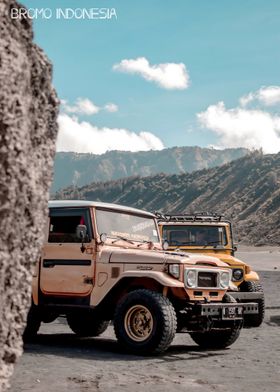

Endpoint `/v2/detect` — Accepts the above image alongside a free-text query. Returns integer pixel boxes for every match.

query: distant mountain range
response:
[52,146,248,192]
[55,151,280,245]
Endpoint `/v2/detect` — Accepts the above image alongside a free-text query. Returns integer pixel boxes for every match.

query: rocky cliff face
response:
[0,1,58,389]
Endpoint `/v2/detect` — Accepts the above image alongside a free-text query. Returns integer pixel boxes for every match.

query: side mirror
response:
[162,240,169,251]
[100,233,107,244]
[233,244,238,252]
[76,224,87,241]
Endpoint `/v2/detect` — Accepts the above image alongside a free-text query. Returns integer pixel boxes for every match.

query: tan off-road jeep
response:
[157,212,265,328]
[25,201,258,355]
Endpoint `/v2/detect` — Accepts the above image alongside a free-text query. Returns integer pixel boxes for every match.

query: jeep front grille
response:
[197,272,217,287]
[184,268,230,289]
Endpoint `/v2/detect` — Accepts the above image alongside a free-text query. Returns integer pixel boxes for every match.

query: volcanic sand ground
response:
[10,247,280,392]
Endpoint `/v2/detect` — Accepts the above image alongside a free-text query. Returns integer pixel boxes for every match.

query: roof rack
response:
[155,212,225,223]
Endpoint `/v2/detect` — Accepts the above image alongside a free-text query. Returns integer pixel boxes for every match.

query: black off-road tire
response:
[190,294,242,349]
[23,305,41,342]
[67,312,109,337]
[114,289,177,355]
[190,322,242,349]
[240,280,265,327]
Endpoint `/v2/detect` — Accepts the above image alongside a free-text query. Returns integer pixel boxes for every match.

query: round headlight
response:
[168,264,180,279]
[186,270,197,287]
[220,271,230,288]
[232,268,243,281]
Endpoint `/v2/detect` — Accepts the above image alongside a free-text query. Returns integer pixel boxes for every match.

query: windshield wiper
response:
[112,235,135,245]
[202,241,223,248]
[171,241,196,246]
[137,240,154,247]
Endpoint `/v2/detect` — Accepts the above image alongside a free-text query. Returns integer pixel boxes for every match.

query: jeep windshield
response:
[162,225,227,247]
[96,209,160,243]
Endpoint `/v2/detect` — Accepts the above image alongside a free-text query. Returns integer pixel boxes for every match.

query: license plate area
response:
[222,305,243,320]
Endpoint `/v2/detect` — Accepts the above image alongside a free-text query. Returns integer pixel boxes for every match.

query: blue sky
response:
[23,0,280,154]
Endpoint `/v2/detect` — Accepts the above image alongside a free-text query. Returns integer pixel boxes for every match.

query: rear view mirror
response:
[76,224,87,240]
[162,240,169,250]
[100,233,107,244]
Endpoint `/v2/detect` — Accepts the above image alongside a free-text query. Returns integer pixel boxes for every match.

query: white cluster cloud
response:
[113,57,189,90]
[197,101,280,153]
[62,98,100,115]
[240,86,280,107]
[57,114,164,154]
[104,103,118,112]
[62,98,119,116]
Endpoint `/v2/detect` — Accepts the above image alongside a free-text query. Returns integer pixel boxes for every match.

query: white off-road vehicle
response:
[25,201,258,355]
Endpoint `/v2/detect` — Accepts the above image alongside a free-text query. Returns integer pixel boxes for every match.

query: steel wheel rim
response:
[124,304,154,342]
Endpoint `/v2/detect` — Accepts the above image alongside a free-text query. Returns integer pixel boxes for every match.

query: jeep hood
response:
[206,253,247,267]
[100,248,229,268]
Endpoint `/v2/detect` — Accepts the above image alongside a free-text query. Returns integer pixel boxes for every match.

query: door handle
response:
[83,276,94,284]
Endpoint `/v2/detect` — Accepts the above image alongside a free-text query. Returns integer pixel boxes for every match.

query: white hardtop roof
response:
[48,200,155,218]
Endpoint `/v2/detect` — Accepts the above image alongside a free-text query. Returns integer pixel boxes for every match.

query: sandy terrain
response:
[9,248,280,392]
[236,245,280,272]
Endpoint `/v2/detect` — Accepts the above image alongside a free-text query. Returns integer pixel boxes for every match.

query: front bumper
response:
[192,302,258,320]
[229,292,264,302]
[177,301,259,332]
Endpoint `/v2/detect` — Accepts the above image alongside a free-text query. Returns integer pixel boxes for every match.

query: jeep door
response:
[40,207,95,296]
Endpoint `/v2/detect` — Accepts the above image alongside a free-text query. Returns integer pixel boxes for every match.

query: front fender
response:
[120,270,184,288]
[90,270,184,307]
[244,271,260,282]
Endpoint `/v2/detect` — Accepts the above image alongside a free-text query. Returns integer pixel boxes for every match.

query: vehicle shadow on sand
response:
[23,333,227,362]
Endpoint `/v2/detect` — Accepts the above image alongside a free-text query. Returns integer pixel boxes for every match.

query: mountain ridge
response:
[55,151,280,245]
[52,146,248,192]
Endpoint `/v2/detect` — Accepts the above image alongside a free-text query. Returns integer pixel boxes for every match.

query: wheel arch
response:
[243,270,260,282]
[96,276,165,319]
